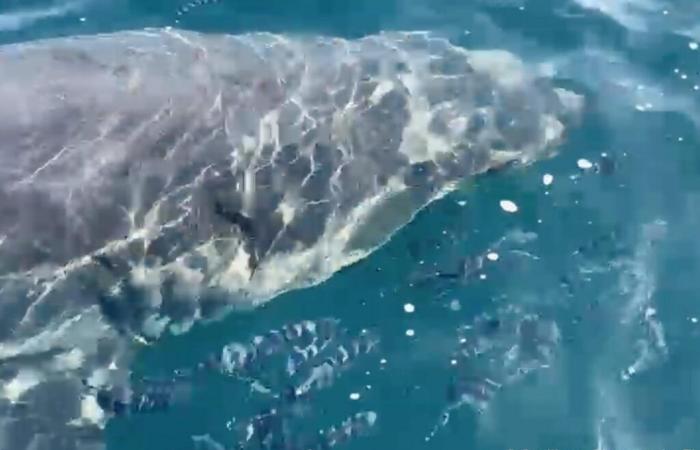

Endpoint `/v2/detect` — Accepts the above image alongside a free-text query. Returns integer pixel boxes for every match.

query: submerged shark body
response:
[0,29,582,449]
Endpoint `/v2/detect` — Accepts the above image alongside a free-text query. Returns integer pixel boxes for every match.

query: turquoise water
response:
[1,0,700,449]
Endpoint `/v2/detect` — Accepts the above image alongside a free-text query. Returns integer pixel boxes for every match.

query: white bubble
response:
[577,158,594,170]
[403,303,415,314]
[349,392,361,401]
[450,359,458,366]
[449,299,461,311]
[542,173,554,186]
[690,42,699,50]
[406,329,415,337]
[479,273,487,280]
[694,85,699,91]
[457,200,467,206]
[79,17,86,22]
[691,317,698,324]
[499,199,518,213]
[380,358,387,365]
[486,252,499,261]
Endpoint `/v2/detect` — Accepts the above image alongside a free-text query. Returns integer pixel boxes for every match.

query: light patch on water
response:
[69,394,106,428]
[1,370,42,403]
[548,48,700,128]
[0,307,110,361]
[571,0,662,31]
[51,348,85,371]
[0,1,87,31]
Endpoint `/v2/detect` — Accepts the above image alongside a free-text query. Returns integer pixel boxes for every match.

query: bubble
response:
[349,392,361,400]
[406,329,415,337]
[542,173,554,186]
[449,300,462,311]
[499,200,518,213]
[486,252,499,261]
[690,42,699,50]
[403,303,416,314]
[577,158,593,170]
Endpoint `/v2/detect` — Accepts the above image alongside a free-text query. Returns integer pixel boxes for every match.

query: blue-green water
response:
[2,0,700,449]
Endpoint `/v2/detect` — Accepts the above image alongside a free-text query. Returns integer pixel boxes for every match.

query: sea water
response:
[1,0,699,449]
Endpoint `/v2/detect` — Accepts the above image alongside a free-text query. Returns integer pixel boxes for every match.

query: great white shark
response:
[0,28,582,449]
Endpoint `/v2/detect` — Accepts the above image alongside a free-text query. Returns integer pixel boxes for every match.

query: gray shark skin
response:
[0,28,582,449]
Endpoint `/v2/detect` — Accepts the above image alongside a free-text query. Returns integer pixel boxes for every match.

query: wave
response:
[0,28,582,449]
